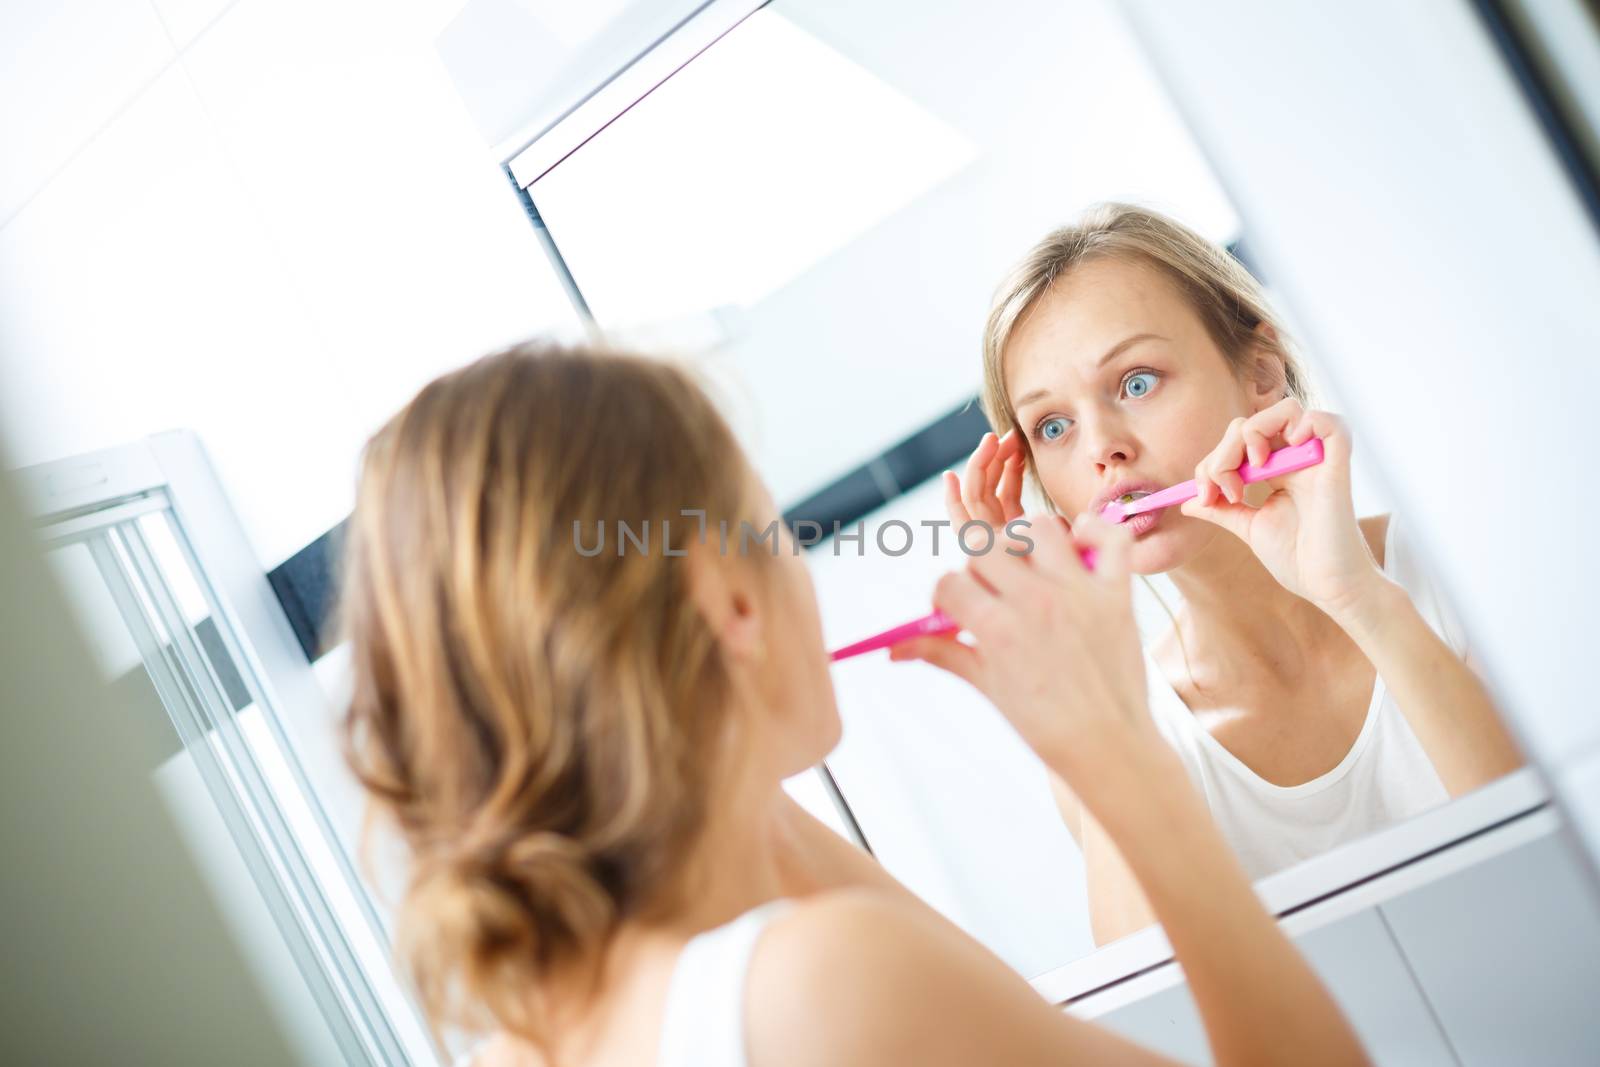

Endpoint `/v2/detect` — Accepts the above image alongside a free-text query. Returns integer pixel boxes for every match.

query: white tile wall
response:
[0,0,581,569]
[147,0,235,49]
[0,0,174,223]
[0,66,366,567]
[1114,0,1600,768]
[182,0,579,449]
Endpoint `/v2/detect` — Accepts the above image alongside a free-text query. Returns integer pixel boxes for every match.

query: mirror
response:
[507,0,1528,981]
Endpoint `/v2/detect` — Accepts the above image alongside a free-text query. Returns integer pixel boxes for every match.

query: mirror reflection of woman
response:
[340,345,1370,1066]
[896,203,1524,944]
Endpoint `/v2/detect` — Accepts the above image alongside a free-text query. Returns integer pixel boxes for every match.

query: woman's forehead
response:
[1007,262,1205,386]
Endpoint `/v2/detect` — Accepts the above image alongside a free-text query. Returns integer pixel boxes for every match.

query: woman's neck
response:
[1162,529,1342,693]
[663,781,790,934]
[518,781,788,1064]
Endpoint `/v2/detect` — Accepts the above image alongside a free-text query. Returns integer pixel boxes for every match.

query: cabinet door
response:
[1380,832,1600,1066]
[1092,907,1456,1066]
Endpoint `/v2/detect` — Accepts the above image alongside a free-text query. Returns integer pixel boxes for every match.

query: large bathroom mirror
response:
[501,0,1538,988]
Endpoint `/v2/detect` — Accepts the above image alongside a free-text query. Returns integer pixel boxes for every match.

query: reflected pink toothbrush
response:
[826,438,1324,663]
[1096,437,1324,524]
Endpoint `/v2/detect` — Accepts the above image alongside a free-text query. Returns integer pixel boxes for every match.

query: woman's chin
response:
[1129,525,1198,574]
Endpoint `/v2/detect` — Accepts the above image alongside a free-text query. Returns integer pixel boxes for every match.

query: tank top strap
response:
[657,897,796,1067]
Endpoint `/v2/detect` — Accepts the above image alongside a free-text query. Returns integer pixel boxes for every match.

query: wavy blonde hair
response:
[979,201,1313,516]
[337,341,765,1048]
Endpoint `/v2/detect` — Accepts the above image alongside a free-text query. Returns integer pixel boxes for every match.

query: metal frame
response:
[1469,0,1600,243]
[502,0,770,188]
[21,434,436,1066]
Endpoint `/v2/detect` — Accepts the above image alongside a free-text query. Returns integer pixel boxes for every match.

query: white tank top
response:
[1143,513,1458,881]
[656,898,795,1067]
[452,898,794,1067]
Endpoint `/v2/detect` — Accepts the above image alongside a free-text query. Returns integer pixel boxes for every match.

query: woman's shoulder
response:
[743,888,1094,1066]
[739,888,921,1064]
[747,887,933,991]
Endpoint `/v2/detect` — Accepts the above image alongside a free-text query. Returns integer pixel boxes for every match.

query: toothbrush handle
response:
[1120,438,1325,518]
[828,543,1098,661]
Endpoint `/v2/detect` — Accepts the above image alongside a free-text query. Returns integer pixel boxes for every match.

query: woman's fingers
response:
[961,432,1000,520]
[1021,512,1077,578]
[995,449,1025,520]
[1198,417,1248,504]
[1241,420,1274,471]
[964,528,1036,599]
[943,469,972,527]
[889,633,983,688]
[1243,395,1301,436]
[1067,510,1134,582]
[932,568,993,633]
[1178,492,1256,539]
[1198,398,1332,500]
[959,429,1024,526]
[1294,409,1351,466]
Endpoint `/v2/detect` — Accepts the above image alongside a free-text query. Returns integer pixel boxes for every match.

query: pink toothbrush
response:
[1099,438,1324,523]
[829,543,1097,662]
[827,438,1324,663]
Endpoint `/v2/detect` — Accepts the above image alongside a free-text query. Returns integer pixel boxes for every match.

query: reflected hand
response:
[943,429,1026,547]
[888,511,1158,776]
[1180,397,1382,619]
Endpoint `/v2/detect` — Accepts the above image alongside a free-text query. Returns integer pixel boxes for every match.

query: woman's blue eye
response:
[1038,416,1071,441]
[1124,371,1158,398]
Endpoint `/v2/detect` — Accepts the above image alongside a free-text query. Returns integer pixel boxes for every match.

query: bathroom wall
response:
[0,0,580,572]
[1,4,580,1059]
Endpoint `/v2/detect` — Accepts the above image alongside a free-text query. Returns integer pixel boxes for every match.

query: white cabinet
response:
[1080,812,1600,1065]
[1092,909,1456,1066]
[1379,832,1600,1066]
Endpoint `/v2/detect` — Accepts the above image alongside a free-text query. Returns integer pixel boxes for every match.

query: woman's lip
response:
[1124,508,1162,537]
[1096,484,1164,516]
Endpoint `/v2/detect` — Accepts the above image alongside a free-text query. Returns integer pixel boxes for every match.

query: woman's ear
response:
[1244,324,1288,411]
[684,540,766,661]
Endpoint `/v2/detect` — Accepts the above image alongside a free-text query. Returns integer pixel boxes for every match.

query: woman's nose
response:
[1085,424,1135,471]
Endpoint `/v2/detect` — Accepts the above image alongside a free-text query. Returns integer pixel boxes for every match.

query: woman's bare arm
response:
[1045,768,1159,945]
[751,732,1368,1067]
[1045,769,1156,944]
[1334,575,1523,796]
[873,514,1368,1067]
[1066,728,1368,1067]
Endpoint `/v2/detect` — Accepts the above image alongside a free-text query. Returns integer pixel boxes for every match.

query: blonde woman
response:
[339,343,1368,1066]
[900,203,1524,945]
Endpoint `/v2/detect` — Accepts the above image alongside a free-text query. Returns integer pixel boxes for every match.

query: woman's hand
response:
[1180,397,1384,622]
[887,511,1160,783]
[943,429,1026,539]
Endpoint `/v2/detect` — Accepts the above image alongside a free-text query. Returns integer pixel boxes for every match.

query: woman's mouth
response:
[1112,490,1161,538]
[1124,508,1162,538]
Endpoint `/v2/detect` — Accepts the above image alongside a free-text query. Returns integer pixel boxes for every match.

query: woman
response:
[339,342,1370,1065]
[898,202,1524,944]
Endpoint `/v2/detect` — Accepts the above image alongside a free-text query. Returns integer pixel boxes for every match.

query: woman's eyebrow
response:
[1011,333,1167,409]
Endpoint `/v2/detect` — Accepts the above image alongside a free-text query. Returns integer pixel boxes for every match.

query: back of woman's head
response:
[338,340,760,1043]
